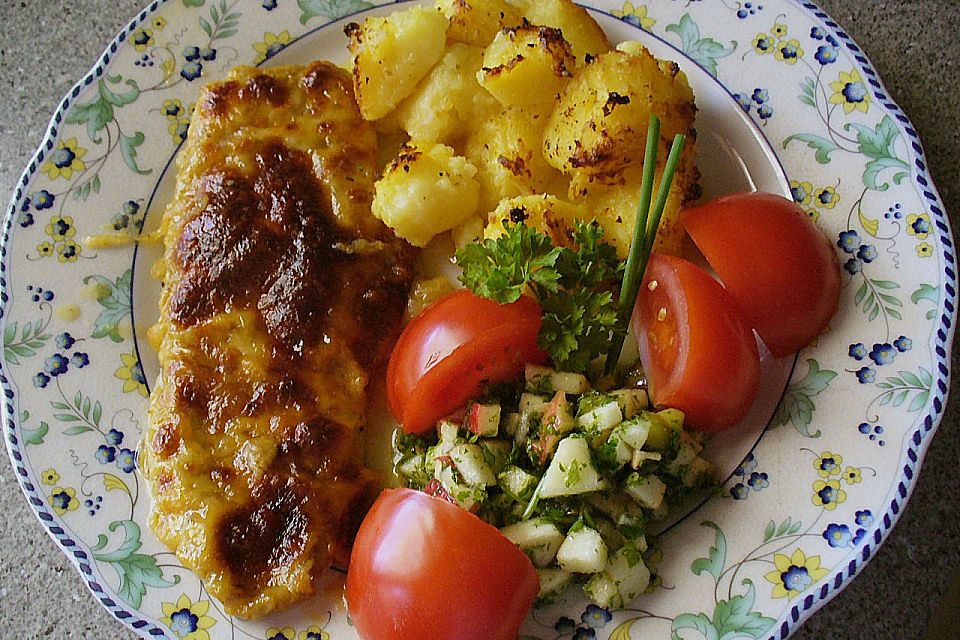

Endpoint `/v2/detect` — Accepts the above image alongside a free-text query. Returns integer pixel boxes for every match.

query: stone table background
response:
[0,0,957,638]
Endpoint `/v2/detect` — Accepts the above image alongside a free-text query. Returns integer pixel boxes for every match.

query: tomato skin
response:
[634,254,760,432]
[682,192,841,357]
[346,488,540,640]
[387,289,547,434]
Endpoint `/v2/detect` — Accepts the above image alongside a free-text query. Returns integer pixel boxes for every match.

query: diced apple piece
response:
[540,436,607,498]
[577,400,623,433]
[536,567,572,604]
[557,525,608,574]
[500,518,565,567]
[630,449,662,471]
[583,541,650,608]
[529,391,575,465]
[451,443,497,486]
[611,388,649,419]
[498,465,539,502]
[467,401,501,436]
[624,472,666,510]
[525,364,591,394]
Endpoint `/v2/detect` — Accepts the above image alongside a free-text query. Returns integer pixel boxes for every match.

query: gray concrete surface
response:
[1,0,958,638]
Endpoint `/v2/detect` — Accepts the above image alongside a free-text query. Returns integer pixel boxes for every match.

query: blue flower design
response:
[262,0,278,8]
[116,448,137,473]
[852,527,867,545]
[201,46,217,61]
[730,482,749,500]
[44,354,69,377]
[18,212,34,228]
[893,335,912,352]
[34,190,55,209]
[106,429,124,446]
[95,445,116,464]
[182,46,201,61]
[50,489,74,512]
[747,471,769,490]
[734,92,752,112]
[33,372,50,388]
[122,200,140,215]
[815,45,838,65]
[826,34,839,47]
[855,367,876,383]
[869,342,896,365]
[169,608,199,636]
[71,352,90,368]
[582,604,612,628]
[779,42,801,62]
[855,509,874,526]
[816,483,842,507]
[20,196,30,211]
[757,104,773,120]
[842,81,868,105]
[848,343,867,360]
[55,332,76,349]
[573,628,597,640]
[822,523,852,548]
[555,617,577,634]
[911,216,931,235]
[837,230,861,253]
[51,146,77,169]
[781,565,812,592]
[791,183,809,203]
[751,88,768,104]
[810,26,826,40]
[735,452,757,477]
[180,62,203,81]
[844,258,863,275]
[857,244,878,263]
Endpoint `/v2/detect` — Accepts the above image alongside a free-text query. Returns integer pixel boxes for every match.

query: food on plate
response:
[344,0,700,257]
[142,62,415,618]
[392,363,714,607]
[347,488,539,640]
[682,192,842,356]
[634,253,761,431]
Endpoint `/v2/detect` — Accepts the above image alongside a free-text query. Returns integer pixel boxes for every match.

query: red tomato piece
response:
[682,192,842,357]
[634,254,760,432]
[347,488,540,640]
[387,289,547,434]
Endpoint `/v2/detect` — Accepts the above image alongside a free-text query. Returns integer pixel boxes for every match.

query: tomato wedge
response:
[634,253,760,432]
[387,289,547,434]
[682,192,841,356]
[346,488,540,640]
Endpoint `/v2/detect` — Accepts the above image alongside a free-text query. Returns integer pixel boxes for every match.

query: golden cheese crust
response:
[143,62,414,619]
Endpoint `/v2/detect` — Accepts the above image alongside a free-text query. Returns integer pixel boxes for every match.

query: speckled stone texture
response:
[1,1,958,638]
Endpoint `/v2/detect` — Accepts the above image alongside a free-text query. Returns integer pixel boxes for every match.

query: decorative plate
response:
[3,1,954,639]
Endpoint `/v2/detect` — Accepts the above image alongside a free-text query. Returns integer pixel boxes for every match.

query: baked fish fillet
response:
[142,62,414,619]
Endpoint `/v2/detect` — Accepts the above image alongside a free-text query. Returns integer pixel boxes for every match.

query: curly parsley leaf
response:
[540,288,623,373]
[457,223,563,303]
[556,220,623,289]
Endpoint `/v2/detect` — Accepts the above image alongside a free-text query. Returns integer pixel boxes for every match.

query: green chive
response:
[605,116,686,374]
[521,472,548,521]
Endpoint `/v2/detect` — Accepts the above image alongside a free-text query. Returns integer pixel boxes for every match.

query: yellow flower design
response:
[906,212,932,239]
[771,22,788,39]
[299,625,331,640]
[161,594,216,640]
[805,208,820,222]
[253,30,292,64]
[830,69,871,114]
[612,2,656,30]
[163,98,185,120]
[45,215,76,241]
[152,16,167,30]
[790,180,813,205]
[40,468,60,486]
[115,352,148,398]
[132,28,155,52]
[764,548,829,600]
[36,242,55,257]
[169,117,191,144]
[57,240,82,263]
[814,450,842,477]
[41,137,87,180]
[774,38,803,64]
[814,186,840,209]
[266,628,296,640]
[916,242,934,258]
[752,33,775,55]
[812,479,847,510]
[843,466,862,485]
[49,486,79,515]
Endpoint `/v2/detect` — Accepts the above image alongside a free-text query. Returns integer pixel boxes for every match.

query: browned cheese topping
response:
[143,62,414,619]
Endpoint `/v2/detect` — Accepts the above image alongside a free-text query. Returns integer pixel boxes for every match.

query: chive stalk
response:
[605,115,686,374]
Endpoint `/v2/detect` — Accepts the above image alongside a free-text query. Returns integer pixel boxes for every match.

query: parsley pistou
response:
[606,114,687,374]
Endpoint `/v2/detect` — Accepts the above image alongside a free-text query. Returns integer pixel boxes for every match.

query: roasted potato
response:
[346,6,449,121]
[372,142,480,247]
[437,0,523,47]
[517,0,612,62]
[484,194,582,249]
[477,22,575,110]
[465,106,567,214]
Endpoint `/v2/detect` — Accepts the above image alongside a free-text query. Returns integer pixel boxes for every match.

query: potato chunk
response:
[465,106,567,213]
[393,44,498,145]
[484,194,581,249]
[346,6,449,121]
[517,0,611,62]
[437,0,523,47]
[372,142,480,247]
[478,22,575,110]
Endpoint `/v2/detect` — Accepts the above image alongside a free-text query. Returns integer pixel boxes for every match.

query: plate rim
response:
[1,1,955,639]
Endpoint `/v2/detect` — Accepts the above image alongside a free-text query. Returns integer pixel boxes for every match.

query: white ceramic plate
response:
[3,1,954,639]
